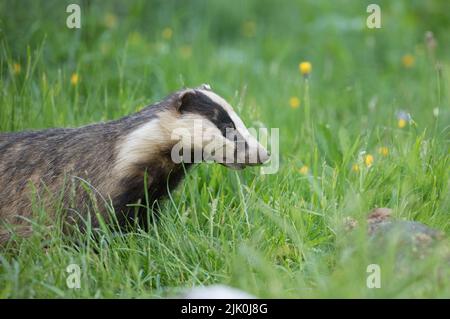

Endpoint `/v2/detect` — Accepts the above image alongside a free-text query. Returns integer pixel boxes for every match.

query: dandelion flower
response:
[13,63,21,75]
[397,111,411,128]
[70,73,79,86]
[378,147,389,157]
[402,54,415,68]
[162,27,173,40]
[104,13,118,29]
[289,96,300,109]
[180,45,192,59]
[299,61,312,77]
[299,165,309,175]
[364,154,374,167]
[351,164,360,172]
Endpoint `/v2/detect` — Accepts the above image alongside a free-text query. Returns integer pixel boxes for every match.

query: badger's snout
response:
[242,140,270,166]
[254,146,271,165]
[170,85,271,170]
[244,143,271,166]
[220,132,270,169]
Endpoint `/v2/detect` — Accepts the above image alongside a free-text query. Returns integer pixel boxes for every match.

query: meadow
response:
[0,0,449,298]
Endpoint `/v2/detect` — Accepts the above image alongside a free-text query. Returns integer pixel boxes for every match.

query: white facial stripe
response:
[170,113,222,150]
[115,89,270,174]
[198,89,260,144]
[197,89,270,165]
[197,89,250,135]
[115,118,164,175]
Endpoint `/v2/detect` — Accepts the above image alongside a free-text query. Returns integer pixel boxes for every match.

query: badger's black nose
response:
[258,148,270,164]
[244,147,270,166]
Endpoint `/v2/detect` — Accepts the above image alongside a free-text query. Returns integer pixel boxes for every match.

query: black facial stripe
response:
[180,91,236,136]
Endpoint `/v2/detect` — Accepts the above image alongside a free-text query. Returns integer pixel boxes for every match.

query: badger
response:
[0,84,270,244]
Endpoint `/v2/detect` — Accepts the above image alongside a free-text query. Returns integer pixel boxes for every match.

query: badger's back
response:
[0,101,181,240]
[0,124,118,226]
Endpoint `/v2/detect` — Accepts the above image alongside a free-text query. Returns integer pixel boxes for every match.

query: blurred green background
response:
[1,0,449,132]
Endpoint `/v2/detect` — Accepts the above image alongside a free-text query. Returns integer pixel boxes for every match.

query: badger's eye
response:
[224,122,234,129]
[221,122,235,136]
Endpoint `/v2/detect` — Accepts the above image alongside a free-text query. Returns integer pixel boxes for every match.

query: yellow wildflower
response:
[13,63,21,75]
[398,118,407,128]
[299,61,312,76]
[289,96,300,109]
[402,54,415,68]
[104,13,118,29]
[180,45,192,59]
[162,27,173,40]
[364,154,374,167]
[129,32,143,46]
[378,147,389,157]
[351,164,360,173]
[241,21,256,38]
[299,165,309,175]
[70,73,79,86]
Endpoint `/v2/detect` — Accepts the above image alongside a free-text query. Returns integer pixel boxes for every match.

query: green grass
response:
[1,0,449,298]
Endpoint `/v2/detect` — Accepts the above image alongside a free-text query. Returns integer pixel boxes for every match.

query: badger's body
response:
[0,85,269,243]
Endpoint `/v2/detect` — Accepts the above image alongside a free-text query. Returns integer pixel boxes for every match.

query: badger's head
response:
[164,84,270,169]
[115,85,270,176]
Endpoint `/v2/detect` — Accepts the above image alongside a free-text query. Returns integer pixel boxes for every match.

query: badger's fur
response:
[0,84,269,243]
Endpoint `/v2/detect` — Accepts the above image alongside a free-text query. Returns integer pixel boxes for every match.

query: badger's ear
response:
[173,89,196,112]
[197,83,212,91]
